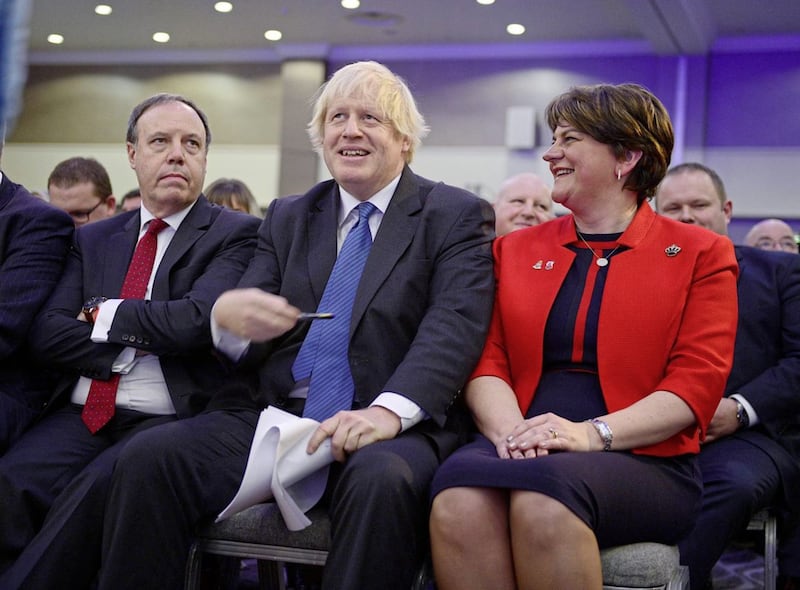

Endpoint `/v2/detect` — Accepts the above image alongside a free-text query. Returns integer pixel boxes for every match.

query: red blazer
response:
[472,203,738,456]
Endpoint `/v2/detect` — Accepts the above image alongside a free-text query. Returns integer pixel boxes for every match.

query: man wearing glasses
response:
[744,217,799,254]
[47,156,117,226]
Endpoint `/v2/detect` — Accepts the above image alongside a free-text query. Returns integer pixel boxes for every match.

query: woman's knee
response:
[431,487,506,537]
[509,491,584,547]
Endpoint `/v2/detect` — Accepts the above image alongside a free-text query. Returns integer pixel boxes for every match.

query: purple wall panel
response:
[706,51,800,146]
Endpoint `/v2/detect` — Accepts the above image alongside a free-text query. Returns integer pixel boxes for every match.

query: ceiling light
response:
[476,0,495,4]
[47,33,64,44]
[506,23,526,36]
[264,29,282,41]
[341,0,360,8]
[94,4,112,15]
[152,32,171,43]
[214,1,233,13]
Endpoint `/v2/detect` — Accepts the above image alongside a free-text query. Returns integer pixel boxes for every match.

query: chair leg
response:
[666,564,690,590]
[764,514,777,590]
[257,559,285,590]
[185,542,204,590]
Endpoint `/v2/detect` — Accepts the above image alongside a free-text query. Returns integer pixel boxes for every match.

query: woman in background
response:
[205,177,262,217]
[429,83,739,589]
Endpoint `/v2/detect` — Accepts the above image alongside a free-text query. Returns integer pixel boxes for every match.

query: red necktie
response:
[81,218,169,433]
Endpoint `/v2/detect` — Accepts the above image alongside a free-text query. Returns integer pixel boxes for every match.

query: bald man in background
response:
[493,172,554,236]
[745,217,799,254]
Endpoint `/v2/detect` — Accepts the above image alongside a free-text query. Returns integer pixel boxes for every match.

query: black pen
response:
[298,312,335,321]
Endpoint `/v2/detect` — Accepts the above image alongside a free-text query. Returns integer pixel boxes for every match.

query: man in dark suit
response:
[96,61,495,589]
[655,162,800,590]
[0,93,260,587]
[0,128,73,453]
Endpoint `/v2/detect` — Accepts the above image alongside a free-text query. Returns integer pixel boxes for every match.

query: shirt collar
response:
[337,174,400,225]
[139,198,197,233]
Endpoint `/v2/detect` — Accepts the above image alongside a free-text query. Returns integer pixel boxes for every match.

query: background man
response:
[744,217,799,254]
[655,162,800,590]
[118,187,141,212]
[47,156,117,225]
[0,93,260,587]
[493,171,554,236]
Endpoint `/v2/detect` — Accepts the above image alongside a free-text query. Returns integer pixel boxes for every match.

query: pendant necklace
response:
[576,230,621,267]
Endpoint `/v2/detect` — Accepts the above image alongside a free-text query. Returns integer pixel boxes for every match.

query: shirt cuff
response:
[730,393,760,427]
[371,392,427,432]
[210,301,250,361]
[90,298,122,342]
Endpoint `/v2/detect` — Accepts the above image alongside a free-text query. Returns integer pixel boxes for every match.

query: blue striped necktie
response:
[292,201,377,421]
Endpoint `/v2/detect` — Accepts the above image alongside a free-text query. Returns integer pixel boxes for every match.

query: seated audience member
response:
[88,60,495,590]
[744,217,799,254]
[47,156,117,226]
[0,93,260,588]
[0,126,73,454]
[655,162,800,590]
[205,177,263,217]
[429,84,738,589]
[118,187,141,212]
[493,171,554,236]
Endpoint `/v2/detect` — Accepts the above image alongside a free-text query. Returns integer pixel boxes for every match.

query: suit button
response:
[122,334,130,342]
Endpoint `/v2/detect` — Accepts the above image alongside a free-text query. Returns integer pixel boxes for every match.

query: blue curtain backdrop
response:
[0,0,32,136]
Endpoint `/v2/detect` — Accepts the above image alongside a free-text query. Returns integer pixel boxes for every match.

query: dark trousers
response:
[97,408,259,590]
[321,430,440,590]
[0,393,40,456]
[779,515,800,577]
[0,404,176,589]
[679,435,781,590]
[98,411,438,590]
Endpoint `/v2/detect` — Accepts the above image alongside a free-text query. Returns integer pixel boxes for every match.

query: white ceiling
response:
[25,0,800,65]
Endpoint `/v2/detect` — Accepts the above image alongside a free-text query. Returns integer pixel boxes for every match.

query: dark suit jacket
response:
[726,245,800,501]
[472,203,739,457]
[238,166,495,453]
[0,173,73,409]
[28,196,260,418]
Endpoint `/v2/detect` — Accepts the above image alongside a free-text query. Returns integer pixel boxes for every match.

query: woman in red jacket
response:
[430,83,739,589]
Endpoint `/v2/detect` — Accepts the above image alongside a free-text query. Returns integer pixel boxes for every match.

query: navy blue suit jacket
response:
[727,245,800,504]
[0,173,72,410]
[28,196,260,418]
[240,166,495,452]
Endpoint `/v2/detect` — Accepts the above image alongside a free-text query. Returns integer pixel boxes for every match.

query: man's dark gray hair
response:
[126,93,211,151]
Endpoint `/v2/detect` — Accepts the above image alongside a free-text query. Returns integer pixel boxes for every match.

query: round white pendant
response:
[596,257,609,267]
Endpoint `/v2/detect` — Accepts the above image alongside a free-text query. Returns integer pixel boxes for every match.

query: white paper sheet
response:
[216,406,333,531]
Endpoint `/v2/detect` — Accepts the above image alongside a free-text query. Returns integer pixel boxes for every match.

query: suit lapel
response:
[104,215,140,296]
[306,187,340,303]
[151,197,214,300]
[734,245,747,284]
[351,169,421,330]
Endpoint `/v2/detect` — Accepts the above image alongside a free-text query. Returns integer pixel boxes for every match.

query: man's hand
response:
[214,288,300,342]
[704,397,740,444]
[307,406,402,462]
